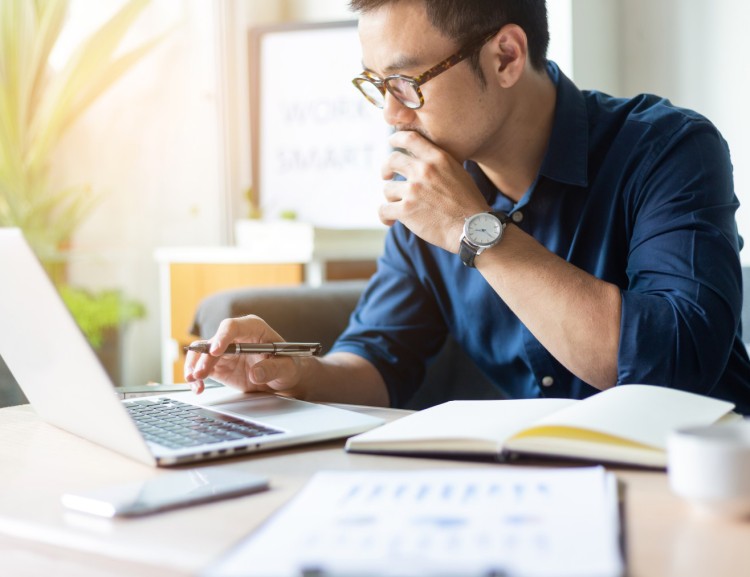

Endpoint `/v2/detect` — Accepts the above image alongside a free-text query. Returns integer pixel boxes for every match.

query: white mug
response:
[667,419,750,519]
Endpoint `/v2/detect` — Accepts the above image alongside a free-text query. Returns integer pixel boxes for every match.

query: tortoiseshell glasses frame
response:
[352,29,498,110]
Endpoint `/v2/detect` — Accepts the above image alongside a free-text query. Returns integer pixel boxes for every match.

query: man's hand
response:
[380,130,490,251]
[184,315,306,396]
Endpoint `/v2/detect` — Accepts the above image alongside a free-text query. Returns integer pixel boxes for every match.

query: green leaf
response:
[59,285,146,349]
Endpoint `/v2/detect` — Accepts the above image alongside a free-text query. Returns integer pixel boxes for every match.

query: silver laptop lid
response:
[0,229,154,465]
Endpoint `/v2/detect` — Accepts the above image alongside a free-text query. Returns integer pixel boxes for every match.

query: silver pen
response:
[185,342,322,357]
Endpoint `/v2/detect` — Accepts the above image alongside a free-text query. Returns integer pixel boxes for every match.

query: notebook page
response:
[346,398,575,453]
[513,384,734,450]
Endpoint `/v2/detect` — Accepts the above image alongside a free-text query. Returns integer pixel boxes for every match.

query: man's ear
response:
[487,24,528,88]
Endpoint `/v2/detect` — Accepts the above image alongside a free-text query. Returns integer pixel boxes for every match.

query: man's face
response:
[357,0,502,162]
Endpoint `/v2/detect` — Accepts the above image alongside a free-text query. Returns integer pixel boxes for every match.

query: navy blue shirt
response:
[332,62,750,414]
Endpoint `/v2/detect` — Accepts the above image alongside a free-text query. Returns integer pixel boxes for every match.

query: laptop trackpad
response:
[213,395,354,432]
[213,395,315,418]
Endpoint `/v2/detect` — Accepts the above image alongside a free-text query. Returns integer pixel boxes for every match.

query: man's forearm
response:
[296,352,391,407]
[478,224,621,390]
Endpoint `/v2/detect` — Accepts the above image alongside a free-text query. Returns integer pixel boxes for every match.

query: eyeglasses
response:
[352,29,497,110]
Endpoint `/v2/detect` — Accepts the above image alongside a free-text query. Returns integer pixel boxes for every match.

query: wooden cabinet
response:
[165,261,303,384]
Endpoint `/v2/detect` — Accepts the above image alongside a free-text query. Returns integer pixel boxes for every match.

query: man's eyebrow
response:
[361,54,424,75]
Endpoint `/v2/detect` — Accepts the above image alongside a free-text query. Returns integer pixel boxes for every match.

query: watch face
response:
[465,213,502,247]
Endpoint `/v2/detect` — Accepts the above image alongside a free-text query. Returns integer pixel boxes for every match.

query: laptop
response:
[0,228,383,467]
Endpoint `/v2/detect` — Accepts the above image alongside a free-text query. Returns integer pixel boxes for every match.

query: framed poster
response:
[249,21,391,228]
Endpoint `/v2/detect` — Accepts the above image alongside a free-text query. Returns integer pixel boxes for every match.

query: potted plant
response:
[59,286,146,383]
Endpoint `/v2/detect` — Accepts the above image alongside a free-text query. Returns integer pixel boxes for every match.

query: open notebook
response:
[346,384,738,468]
[0,228,382,467]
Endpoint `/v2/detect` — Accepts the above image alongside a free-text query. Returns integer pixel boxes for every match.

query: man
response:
[186,0,750,414]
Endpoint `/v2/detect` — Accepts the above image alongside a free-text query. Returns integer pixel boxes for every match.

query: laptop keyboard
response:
[124,398,283,450]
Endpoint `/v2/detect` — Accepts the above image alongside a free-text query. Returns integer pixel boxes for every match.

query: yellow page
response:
[346,398,575,453]
[509,384,735,450]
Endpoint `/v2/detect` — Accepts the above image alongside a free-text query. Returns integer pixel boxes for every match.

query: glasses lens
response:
[385,77,422,109]
[354,78,385,108]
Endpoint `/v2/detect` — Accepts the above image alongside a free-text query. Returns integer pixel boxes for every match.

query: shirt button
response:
[511,211,524,223]
[541,376,554,387]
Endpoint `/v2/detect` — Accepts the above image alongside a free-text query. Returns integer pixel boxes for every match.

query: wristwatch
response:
[459,211,510,267]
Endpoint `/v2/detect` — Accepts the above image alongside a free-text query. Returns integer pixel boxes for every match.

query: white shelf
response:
[155,225,387,265]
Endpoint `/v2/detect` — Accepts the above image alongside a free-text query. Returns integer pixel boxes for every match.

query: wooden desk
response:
[1,403,749,577]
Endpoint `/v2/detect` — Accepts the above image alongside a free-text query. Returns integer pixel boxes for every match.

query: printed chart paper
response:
[205,467,624,577]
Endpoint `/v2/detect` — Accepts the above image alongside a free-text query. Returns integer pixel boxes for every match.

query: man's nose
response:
[382,92,416,127]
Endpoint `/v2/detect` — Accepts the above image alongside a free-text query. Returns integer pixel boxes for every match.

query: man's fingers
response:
[380,179,405,226]
[184,348,207,381]
[382,148,413,180]
[382,179,406,202]
[378,202,398,227]
[207,315,282,357]
[388,130,437,160]
[249,357,296,389]
[211,316,260,355]
[189,351,220,381]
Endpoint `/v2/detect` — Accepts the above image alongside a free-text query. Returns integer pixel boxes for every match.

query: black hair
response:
[349,0,550,78]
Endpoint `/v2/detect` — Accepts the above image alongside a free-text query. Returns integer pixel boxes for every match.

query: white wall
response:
[547,0,573,78]
[570,0,621,95]
[618,0,750,262]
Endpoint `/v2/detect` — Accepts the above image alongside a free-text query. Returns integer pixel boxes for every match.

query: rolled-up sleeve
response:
[617,117,743,394]
[331,224,449,407]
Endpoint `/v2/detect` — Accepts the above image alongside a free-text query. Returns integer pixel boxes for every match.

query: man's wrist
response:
[458,211,510,267]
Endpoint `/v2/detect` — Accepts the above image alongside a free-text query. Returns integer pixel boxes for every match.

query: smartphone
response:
[61,467,269,518]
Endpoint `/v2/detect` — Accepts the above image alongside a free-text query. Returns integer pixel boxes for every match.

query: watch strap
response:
[489,211,511,225]
[459,237,480,268]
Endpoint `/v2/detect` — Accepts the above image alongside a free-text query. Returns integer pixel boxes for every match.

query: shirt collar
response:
[540,61,589,187]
